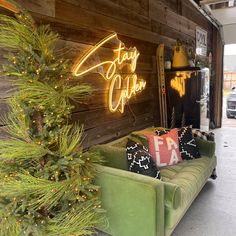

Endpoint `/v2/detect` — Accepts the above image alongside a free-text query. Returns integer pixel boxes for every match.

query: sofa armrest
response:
[95,165,165,236]
[164,182,181,210]
[195,137,216,157]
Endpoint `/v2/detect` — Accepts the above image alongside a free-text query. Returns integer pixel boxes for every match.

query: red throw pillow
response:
[144,128,182,167]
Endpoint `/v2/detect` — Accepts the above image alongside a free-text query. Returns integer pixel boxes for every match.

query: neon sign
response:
[170,72,192,97]
[0,0,19,13]
[72,33,146,113]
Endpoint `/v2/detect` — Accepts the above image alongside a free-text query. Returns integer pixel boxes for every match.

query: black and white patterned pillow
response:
[178,127,200,160]
[155,128,169,136]
[192,129,215,142]
[126,139,161,179]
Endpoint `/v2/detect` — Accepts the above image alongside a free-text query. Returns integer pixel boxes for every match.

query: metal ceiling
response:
[192,0,236,44]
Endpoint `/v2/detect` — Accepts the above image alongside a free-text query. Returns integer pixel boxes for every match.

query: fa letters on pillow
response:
[154,136,179,166]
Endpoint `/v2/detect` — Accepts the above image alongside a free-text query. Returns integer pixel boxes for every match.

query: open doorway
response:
[222,44,236,127]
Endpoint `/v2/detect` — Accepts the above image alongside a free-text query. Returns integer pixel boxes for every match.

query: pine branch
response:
[1,97,31,141]
[47,201,106,236]
[58,124,83,158]
[0,3,102,235]
[0,209,21,236]
[0,13,56,58]
[0,173,82,211]
[0,13,34,50]
[62,84,92,102]
[14,80,68,108]
[33,24,58,57]
[0,139,48,162]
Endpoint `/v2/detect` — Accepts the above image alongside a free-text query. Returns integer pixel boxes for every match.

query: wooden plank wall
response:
[0,0,218,147]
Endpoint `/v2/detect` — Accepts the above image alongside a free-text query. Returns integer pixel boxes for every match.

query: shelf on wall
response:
[165,66,201,72]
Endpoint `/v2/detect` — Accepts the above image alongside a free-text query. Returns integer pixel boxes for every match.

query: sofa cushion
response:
[161,156,215,205]
[144,129,182,167]
[126,139,161,179]
[195,137,215,157]
[160,156,217,229]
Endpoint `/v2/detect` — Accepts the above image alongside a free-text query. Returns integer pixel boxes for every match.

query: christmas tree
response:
[0,1,105,235]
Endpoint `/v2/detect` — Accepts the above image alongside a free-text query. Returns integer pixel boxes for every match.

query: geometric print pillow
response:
[192,129,215,142]
[178,127,200,160]
[155,128,169,136]
[126,139,161,179]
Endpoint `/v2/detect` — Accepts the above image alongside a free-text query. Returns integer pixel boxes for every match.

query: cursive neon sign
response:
[72,33,146,113]
[0,0,19,13]
[170,72,192,97]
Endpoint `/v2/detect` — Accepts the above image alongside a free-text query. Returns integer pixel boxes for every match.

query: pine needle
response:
[0,210,21,236]
[62,84,92,102]
[1,97,31,141]
[58,124,83,157]
[0,3,103,235]
[47,201,106,236]
[0,173,81,211]
[0,139,48,161]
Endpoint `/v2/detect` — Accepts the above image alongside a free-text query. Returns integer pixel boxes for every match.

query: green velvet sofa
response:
[92,128,217,236]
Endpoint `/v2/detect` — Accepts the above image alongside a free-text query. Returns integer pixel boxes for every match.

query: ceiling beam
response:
[189,0,222,28]
[200,0,228,5]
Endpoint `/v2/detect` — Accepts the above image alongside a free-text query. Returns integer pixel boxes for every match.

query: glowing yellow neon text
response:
[109,74,146,113]
[72,33,145,113]
[170,72,192,97]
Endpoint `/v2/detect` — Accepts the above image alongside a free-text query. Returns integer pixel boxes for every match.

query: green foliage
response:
[58,124,83,158]
[47,201,105,236]
[0,8,56,59]
[1,97,31,141]
[0,1,105,235]
[0,173,81,211]
[0,211,21,236]
[0,139,48,161]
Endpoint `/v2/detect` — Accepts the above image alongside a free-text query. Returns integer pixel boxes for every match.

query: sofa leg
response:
[210,168,217,180]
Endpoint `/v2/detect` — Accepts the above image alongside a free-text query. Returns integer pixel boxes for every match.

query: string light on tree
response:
[0,0,105,235]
